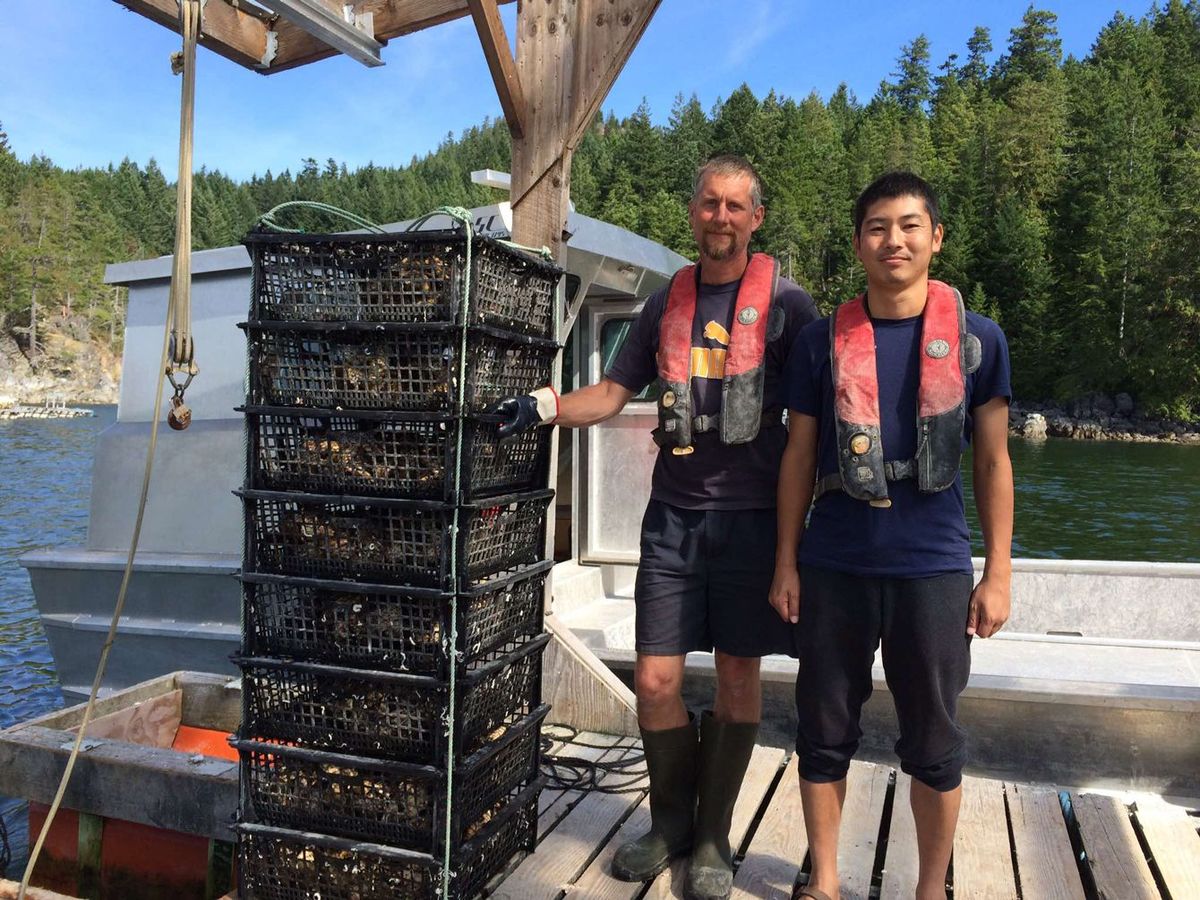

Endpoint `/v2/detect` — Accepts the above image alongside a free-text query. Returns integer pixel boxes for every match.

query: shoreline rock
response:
[1009,397,1200,445]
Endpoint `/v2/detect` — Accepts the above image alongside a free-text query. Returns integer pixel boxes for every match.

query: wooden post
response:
[509,0,661,252]
[508,0,661,735]
[76,813,104,900]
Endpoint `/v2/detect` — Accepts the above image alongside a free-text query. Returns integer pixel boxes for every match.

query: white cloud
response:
[722,0,790,70]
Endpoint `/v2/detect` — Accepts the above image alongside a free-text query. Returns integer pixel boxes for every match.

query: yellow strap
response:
[168,0,200,376]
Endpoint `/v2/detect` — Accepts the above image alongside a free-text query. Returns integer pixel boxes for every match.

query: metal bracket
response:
[255,0,384,67]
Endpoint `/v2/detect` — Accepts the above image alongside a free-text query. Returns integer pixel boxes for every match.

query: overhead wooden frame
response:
[113,0,517,73]
[466,0,525,139]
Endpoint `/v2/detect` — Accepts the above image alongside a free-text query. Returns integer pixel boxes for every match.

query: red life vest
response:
[818,280,980,507]
[654,253,779,452]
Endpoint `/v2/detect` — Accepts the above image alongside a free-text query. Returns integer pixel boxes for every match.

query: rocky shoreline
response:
[1009,394,1200,444]
[0,332,120,408]
[2,332,1197,444]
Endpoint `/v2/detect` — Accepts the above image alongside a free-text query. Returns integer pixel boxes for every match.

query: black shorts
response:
[794,565,974,792]
[634,500,797,658]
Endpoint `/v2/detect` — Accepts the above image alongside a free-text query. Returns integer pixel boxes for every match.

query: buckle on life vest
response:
[672,446,695,456]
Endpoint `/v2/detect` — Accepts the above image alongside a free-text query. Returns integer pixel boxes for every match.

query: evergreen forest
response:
[1,3,1198,417]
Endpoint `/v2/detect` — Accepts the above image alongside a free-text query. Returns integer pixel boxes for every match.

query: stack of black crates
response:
[232,225,562,899]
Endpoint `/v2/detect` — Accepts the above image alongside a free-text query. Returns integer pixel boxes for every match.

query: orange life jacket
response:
[654,253,779,452]
[818,280,981,507]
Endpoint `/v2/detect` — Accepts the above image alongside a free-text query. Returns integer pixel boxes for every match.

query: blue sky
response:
[1,1,1148,181]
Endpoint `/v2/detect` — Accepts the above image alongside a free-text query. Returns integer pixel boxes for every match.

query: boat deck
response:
[488,731,1199,900]
[7,729,1197,899]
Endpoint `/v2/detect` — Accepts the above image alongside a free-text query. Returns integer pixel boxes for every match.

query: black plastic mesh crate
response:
[241,565,550,674]
[236,783,539,900]
[237,633,548,764]
[245,406,551,501]
[235,704,547,851]
[241,488,551,589]
[246,230,560,339]
[244,322,557,413]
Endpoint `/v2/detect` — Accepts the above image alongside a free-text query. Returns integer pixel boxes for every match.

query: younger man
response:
[771,172,1013,900]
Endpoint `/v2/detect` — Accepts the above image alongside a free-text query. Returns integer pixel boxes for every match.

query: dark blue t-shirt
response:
[607,274,819,510]
[784,307,1011,576]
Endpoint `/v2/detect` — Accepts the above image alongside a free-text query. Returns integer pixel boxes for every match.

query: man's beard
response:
[702,232,741,261]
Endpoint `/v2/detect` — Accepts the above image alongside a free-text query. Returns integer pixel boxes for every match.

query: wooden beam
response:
[1005,784,1086,900]
[566,0,661,150]
[509,0,661,251]
[731,755,809,899]
[113,0,271,70]
[77,813,105,900]
[542,614,638,736]
[466,0,526,138]
[116,0,519,74]
[953,776,1018,899]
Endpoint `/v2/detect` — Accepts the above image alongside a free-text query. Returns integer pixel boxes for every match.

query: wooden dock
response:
[11,730,1198,899]
[487,732,1200,900]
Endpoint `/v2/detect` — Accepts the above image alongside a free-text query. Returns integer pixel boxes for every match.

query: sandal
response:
[791,886,834,900]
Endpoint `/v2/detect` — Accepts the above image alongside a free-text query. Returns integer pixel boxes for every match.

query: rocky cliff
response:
[0,329,120,406]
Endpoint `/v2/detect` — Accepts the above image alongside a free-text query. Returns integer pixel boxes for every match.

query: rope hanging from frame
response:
[164,0,202,430]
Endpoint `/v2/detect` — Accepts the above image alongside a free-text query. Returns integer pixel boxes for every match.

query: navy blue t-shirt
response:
[784,307,1011,577]
[607,274,819,510]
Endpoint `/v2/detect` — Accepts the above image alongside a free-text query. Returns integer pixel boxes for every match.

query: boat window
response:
[601,318,660,403]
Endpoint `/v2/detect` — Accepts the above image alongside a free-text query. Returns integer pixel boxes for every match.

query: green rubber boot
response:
[611,716,699,882]
[684,711,758,900]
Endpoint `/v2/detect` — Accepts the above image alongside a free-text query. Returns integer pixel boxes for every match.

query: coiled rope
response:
[540,726,649,794]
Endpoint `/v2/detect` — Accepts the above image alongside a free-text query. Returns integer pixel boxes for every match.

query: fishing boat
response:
[3,1,1197,895]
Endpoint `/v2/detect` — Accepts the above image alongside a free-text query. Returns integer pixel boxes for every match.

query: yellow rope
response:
[168,0,199,376]
[18,5,202,895]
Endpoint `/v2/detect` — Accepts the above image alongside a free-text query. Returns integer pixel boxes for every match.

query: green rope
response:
[404,206,554,260]
[438,204,474,899]
[256,200,386,234]
[498,237,554,261]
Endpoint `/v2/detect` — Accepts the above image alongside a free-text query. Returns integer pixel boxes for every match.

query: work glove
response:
[494,386,558,438]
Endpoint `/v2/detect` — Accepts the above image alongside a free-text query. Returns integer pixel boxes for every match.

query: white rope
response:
[437,205,474,899]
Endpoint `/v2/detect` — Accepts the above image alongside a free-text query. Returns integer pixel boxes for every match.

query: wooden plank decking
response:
[483,733,1200,900]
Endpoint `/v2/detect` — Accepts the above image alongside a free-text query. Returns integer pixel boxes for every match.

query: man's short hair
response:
[853,171,941,235]
[693,155,764,208]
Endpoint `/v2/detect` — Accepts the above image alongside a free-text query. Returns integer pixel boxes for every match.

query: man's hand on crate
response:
[494,386,558,437]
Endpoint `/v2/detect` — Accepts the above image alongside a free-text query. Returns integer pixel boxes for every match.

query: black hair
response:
[853,171,941,236]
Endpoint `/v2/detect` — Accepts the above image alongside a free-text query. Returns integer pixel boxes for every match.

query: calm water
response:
[965,438,1200,562]
[0,413,1197,872]
[0,404,116,876]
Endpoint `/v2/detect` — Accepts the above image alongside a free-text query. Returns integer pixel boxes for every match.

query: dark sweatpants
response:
[794,565,974,792]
